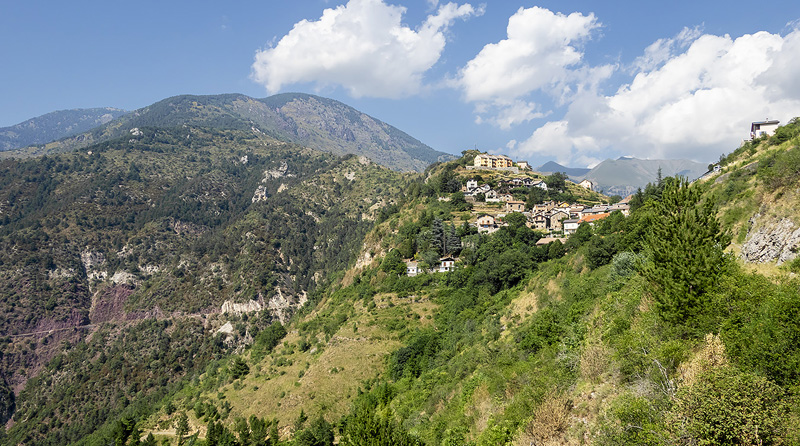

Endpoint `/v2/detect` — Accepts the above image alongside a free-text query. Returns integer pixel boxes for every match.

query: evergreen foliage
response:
[640,178,731,327]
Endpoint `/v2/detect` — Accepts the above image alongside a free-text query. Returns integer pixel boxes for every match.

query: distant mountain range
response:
[0,107,128,151]
[4,93,451,172]
[535,161,591,177]
[537,157,709,197]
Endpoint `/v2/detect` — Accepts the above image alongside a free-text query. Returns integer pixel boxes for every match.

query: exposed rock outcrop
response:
[741,217,800,264]
[221,299,263,315]
[80,249,107,282]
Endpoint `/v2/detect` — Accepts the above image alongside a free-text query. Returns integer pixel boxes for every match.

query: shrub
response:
[671,367,789,445]
[521,392,571,444]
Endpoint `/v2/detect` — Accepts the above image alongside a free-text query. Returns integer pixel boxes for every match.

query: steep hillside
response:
[0,108,127,152]
[4,93,450,172]
[697,118,800,267]
[110,133,800,446]
[0,125,412,444]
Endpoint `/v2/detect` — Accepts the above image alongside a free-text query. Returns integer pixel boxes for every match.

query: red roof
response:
[579,213,610,224]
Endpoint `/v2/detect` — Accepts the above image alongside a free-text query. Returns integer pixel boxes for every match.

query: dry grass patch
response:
[501,291,539,330]
[515,392,573,446]
[467,382,498,434]
[219,293,435,431]
[676,333,727,389]
[580,343,612,383]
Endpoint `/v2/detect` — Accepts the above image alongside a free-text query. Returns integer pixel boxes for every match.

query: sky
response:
[2,0,800,168]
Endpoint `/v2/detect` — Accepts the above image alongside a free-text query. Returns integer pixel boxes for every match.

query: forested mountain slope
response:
[104,125,800,446]
[4,93,450,172]
[0,108,127,152]
[0,125,410,445]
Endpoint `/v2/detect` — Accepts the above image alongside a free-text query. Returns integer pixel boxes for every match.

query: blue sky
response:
[2,0,799,167]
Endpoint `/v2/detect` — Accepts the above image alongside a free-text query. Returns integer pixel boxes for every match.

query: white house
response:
[485,190,500,202]
[532,180,548,191]
[476,214,499,233]
[439,257,456,273]
[578,179,594,191]
[751,120,780,139]
[406,261,420,277]
[466,179,478,190]
[563,219,580,235]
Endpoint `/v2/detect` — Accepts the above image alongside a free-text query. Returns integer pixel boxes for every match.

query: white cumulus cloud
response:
[515,28,800,165]
[251,0,480,98]
[456,6,600,128]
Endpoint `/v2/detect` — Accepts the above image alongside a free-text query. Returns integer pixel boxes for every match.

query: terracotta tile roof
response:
[578,212,610,224]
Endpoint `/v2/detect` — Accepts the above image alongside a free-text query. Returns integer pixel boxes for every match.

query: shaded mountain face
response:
[0,125,409,434]
[576,157,708,196]
[11,93,451,172]
[0,108,128,152]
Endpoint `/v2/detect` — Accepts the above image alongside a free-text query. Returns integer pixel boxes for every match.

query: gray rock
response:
[741,218,800,264]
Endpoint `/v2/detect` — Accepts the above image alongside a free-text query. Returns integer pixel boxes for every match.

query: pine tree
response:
[445,223,461,255]
[641,178,730,327]
[430,218,445,255]
[175,412,189,446]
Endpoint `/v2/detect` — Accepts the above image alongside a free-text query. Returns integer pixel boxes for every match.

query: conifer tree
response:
[641,178,730,327]
[445,223,461,255]
[430,218,445,254]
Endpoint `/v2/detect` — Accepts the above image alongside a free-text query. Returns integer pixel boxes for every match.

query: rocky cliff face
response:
[741,216,800,264]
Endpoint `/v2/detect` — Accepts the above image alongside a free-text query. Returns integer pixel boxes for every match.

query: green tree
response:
[640,178,730,328]
[381,249,407,276]
[503,212,527,230]
[175,412,190,446]
[526,187,548,208]
[445,223,461,255]
[544,172,568,191]
[230,356,250,379]
[449,191,471,211]
[294,416,334,446]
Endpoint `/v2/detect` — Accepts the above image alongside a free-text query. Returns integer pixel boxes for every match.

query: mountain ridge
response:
[0,107,128,152]
[6,93,451,172]
[581,157,708,196]
[535,160,591,177]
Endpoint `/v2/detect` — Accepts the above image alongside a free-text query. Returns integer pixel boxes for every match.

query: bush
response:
[672,367,789,445]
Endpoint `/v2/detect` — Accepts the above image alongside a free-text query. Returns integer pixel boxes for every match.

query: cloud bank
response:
[251,0,480,98]
[455,6,601,129]
[515,27,800,164]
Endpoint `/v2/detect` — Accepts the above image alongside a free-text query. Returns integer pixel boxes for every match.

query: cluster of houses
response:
[462,177,548,202]
[403,199,630,277]
[477,200,630,235]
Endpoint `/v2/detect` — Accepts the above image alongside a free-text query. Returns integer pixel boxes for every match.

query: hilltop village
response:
[404,151,629,275]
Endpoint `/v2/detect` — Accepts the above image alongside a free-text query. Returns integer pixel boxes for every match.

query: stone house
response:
[506,200,526,213]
